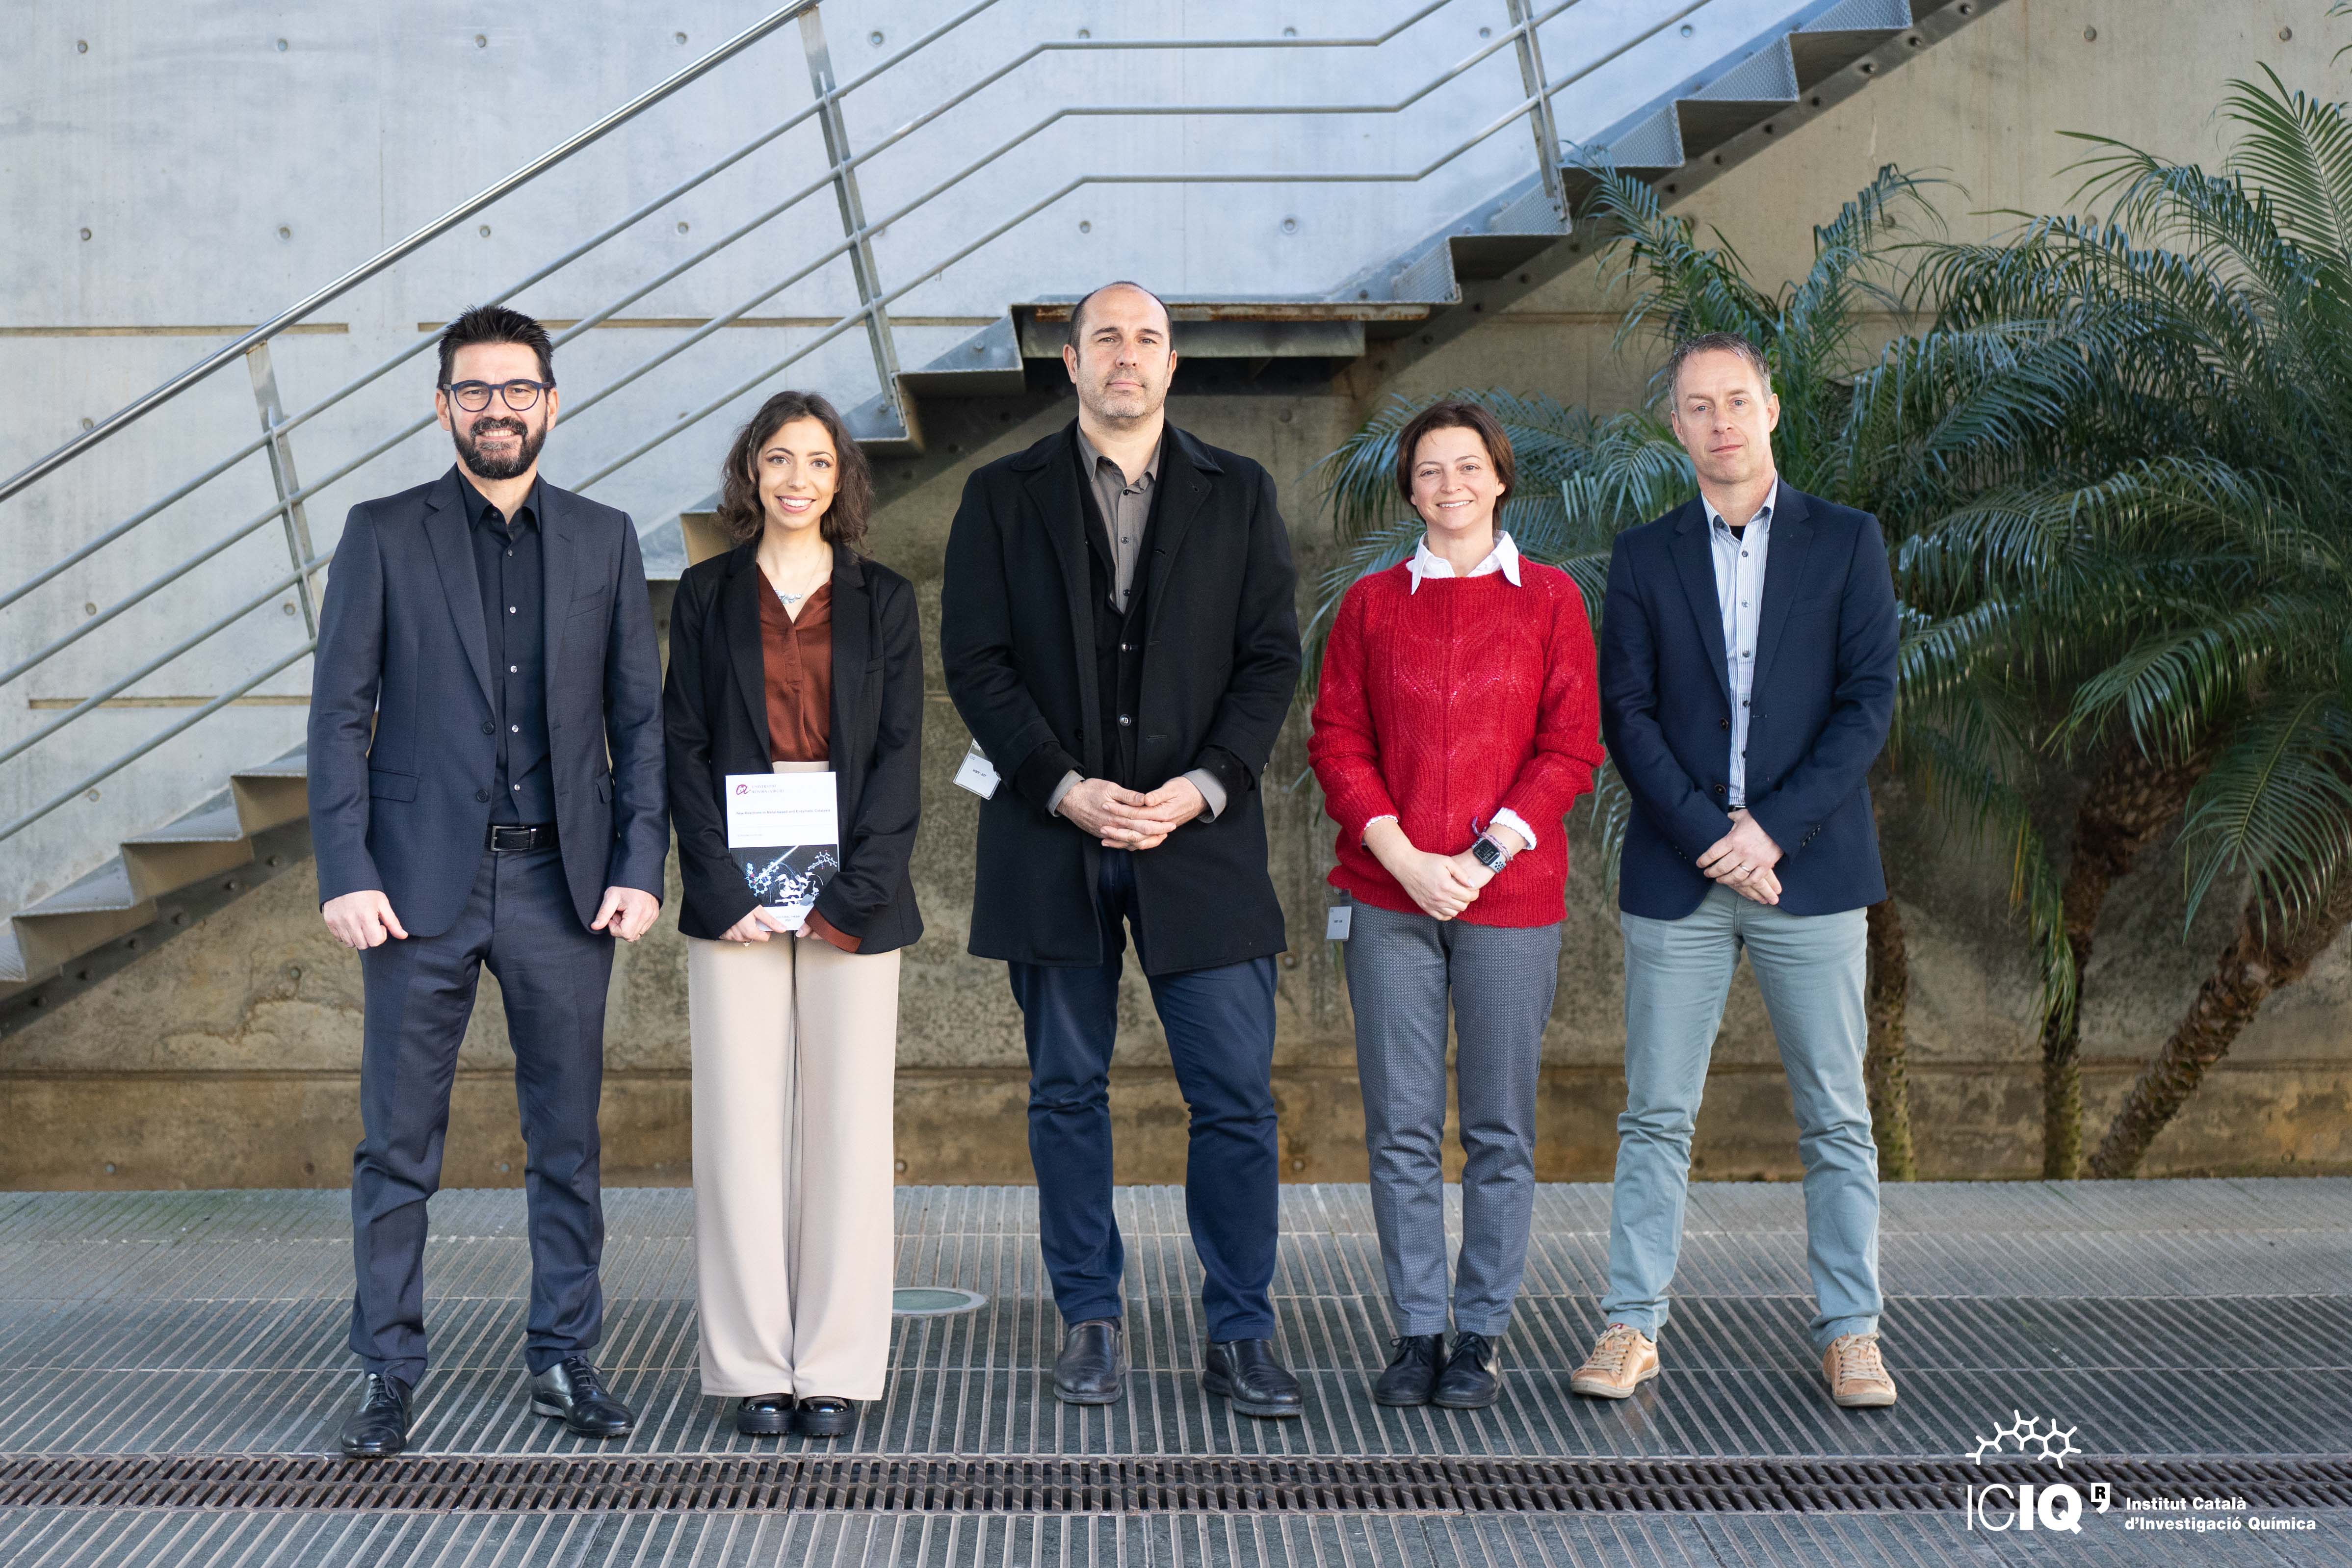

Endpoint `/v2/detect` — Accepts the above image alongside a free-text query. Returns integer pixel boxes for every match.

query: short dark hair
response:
[712,390,874,553]
[1662,331,1772,403]
[1393,398,1516,508]
[436,304,555,387]
[1066,281,1173,349]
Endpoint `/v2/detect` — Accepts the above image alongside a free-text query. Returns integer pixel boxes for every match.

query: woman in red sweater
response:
[1307,400,1604,1410]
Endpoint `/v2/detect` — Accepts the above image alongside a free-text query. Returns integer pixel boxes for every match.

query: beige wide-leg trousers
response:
[687,896,900,1400]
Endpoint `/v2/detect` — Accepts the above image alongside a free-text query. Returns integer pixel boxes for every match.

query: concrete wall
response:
[5,0,2350,1186]
[0,0,1832,915]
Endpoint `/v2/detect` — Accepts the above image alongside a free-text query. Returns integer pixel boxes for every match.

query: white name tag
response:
[1325,905,1353,941]
[953,738,1001,800]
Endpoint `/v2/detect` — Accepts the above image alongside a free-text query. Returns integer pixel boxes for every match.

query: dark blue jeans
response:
[1006,848,1281,1341]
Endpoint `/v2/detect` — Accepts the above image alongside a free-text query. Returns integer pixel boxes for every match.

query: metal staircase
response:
[0,0,2001,1031]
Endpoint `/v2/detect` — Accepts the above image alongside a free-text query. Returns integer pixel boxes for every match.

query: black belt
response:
[485,822,559,853]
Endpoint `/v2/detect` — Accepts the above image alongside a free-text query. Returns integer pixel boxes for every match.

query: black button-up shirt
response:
[460,474,555,824]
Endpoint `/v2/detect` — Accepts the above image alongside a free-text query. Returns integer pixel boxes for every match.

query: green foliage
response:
[1913,69,2352,935]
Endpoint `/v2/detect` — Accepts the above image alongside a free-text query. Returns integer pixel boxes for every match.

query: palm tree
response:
[1909,70,2352,1176]
[1310,165,2079,1179]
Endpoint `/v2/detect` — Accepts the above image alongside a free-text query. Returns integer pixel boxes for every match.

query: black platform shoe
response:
[794,1396,857,1438]
[1372,1333,1445,1407]
[734,1394,793,1437]
[338,1372,413,1459]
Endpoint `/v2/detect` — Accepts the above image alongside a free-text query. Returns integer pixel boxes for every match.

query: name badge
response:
[953,738,1001,800]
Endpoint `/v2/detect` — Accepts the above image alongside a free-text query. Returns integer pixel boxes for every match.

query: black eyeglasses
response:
[440,379,554,413]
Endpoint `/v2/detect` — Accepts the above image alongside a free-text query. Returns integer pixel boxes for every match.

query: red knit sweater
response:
[1307,560,1604,927]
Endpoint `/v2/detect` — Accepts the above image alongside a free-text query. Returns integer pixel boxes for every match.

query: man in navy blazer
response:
[1571,333,1901,1411]
[307,307,665,1458]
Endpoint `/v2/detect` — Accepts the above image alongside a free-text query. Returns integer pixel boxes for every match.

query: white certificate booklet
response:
[724,771,840,927]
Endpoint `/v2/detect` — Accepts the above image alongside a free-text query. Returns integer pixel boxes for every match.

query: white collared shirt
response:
[1366,530,1540,853]
[1702,484,1776,808]
[1407,529,1523,593]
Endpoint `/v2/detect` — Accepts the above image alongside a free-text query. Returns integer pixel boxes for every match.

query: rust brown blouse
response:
[756,574,858,953]
[757,574,832,763]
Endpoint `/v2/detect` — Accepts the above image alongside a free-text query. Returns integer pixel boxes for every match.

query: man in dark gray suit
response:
[308,305,666,1457]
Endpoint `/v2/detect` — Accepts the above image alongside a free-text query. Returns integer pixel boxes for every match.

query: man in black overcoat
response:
[940,281,1305,1417]
[308,306,666,1457]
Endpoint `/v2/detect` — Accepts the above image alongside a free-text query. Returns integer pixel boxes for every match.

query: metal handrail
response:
[0,0,1548,672]
[0,0,1459,619]
[0,0,821,507]
[1,0,1711,859]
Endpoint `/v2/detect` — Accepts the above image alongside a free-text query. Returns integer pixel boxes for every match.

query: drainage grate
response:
[3,1454,2348,1515]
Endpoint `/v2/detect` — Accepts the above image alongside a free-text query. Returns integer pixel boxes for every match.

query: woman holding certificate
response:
[663,389,923,1439]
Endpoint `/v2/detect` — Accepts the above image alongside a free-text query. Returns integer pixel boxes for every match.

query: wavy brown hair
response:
[712,390,872,552]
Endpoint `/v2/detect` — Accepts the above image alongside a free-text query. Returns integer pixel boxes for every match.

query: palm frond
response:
[2175,691,2352,932]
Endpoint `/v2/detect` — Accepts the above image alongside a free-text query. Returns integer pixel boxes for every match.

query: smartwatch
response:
[1470,832,1514,873]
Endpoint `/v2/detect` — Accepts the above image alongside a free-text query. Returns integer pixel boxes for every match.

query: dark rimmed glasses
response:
[440,378,555,413]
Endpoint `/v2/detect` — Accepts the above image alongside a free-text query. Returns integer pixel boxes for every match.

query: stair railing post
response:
[1505,0,1567,224]
[243,342,321,637]
[799,4,905,430]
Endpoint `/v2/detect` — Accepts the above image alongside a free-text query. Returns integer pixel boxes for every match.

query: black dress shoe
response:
[1433,1331,1502,1410]
[734,1394,792,1437]
[529,1356,635,1438]
[794,1396,857,1438]
[1053,1319,1128,1406]
[1203,1338,1304,1419]
[1372,1333,1445,1407]
[339,1372,413,1458]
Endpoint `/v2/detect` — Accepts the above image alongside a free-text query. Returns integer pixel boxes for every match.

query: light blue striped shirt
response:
[1703,484,1776,808]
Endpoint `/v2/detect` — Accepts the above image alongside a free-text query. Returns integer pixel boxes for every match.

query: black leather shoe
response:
[529,1356,635,1438]
[734,1394,792,1437]
[1203,1338,1304,1419]
[339,1372,413,1458]
[1053,1319,1128,1406]
[1433,1331,1502,1409]
[1372,1333,1445,1407]
[794,1396,857,1438]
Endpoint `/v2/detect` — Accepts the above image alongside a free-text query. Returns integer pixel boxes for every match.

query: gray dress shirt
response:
[1048,427,1226,822]
[1703,482,1776,808]
[1077,427,1153,612]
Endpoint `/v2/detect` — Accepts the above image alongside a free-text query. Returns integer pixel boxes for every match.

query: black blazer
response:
[307,467,668,939]
[939,421,1301,974]
[663,540,924,951]
[1598,481,1899,920]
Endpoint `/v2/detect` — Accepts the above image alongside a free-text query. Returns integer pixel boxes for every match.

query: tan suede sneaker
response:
[1822,1333,1898,1408]
[1568,1323,1660,1399]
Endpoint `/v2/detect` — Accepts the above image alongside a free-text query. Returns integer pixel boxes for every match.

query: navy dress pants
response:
[1006,848,1281,1342]
[350,844,614,1386]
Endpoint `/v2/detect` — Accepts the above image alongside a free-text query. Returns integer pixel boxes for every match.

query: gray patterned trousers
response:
[1343,902,1562,1336]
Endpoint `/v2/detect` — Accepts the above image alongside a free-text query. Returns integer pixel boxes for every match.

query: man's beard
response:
[1080,379,1160,424]
[453,415,547,481]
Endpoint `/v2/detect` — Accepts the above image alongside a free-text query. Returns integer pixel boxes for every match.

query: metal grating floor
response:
[0,1179,2346,1566]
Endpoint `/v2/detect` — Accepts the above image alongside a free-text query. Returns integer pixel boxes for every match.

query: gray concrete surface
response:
[5,0,2350,1186]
